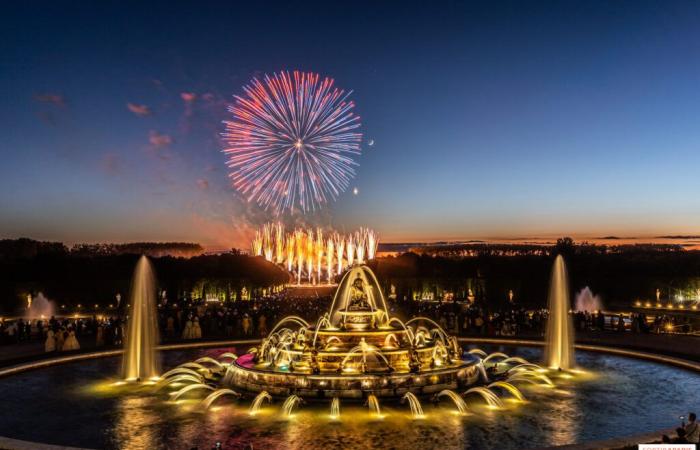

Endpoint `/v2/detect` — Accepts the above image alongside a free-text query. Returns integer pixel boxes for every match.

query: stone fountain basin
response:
[227,354,481,398]
[1,344,700,450]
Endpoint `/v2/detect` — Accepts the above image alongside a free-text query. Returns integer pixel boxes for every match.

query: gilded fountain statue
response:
[223,265,480,398]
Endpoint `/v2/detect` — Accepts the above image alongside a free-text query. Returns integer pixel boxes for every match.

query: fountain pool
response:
[2,262,699,449]
[0,345,699,449]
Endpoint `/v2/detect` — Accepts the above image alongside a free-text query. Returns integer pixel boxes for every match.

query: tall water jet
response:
[544,255,575,370]
[330,397,340,419]
[575,286,603,313]
[26,292,55,320]
[122,255,160,381]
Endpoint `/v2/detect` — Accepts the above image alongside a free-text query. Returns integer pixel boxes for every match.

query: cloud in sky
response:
[33,93,66,107]
[181,92,197,122]
[148,130,173,148]
[127,102,152,117]
[181,92,196,103]
[148,130,174,161]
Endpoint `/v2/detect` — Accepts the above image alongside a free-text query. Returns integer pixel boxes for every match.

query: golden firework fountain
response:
[251,223,380,286]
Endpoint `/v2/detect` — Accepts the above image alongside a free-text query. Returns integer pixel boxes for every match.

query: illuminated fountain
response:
[249,391,271,415]
[223,265,479,398]
[436,389,470,415]
[402,392,425,418]
[544,255,575,370]
[155,265,560,421]
[367,394,382,416]
[202,389,240,410]
[330,396,341,419]
[282,395,303,417]
[575,286,603,313]
[122,255,160,381]
[26,292,55,320]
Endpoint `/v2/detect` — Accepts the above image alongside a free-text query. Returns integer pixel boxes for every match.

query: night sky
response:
[3,1,700,249]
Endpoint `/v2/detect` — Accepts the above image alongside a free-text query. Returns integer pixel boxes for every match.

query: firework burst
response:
[222,71,362,213]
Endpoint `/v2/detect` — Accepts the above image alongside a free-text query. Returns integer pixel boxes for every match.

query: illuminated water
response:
[122,255,160,380]
[544,255,575,369]
[0,346,699,449]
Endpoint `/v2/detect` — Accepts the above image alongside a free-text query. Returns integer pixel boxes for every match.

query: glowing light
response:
[222,70,362,213]
[250,223,379,283]
[122,256,160,380]
[545,255,574,370]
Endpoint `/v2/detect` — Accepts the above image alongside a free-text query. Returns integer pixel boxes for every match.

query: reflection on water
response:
[283,406,466,450]
[545,389,580,446]
[0,346,698,450]
[114,396,160,449]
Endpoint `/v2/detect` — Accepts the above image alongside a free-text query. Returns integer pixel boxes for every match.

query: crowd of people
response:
[0,315,125,351]
[0,292,697,353]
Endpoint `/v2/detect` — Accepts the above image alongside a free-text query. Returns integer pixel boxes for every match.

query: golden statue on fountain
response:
[340,273,378,330]
[349,274,370,309]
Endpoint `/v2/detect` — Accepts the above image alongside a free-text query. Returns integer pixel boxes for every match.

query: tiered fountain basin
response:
[229,353,479,398]
[224,265,479,399]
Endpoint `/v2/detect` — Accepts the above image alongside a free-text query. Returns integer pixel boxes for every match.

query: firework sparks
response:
[252,223,378,285]
[222,71,362,213]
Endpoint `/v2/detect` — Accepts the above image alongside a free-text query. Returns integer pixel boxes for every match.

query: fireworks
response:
[222,71,362,213]
[251,222,379,284]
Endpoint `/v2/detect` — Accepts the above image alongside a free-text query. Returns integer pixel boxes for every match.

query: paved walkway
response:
[575,331,700,360]
[460,330,700,361]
